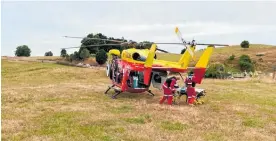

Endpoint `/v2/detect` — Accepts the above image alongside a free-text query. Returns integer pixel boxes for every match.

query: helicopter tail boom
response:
[143,44,157,85]
[177,46,195,68]
[192,45,214,84]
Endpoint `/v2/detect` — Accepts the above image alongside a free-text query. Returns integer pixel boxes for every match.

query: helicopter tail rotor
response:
[175,27,195,60]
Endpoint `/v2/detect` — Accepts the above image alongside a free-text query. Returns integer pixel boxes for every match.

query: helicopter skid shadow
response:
[104,90,163,104]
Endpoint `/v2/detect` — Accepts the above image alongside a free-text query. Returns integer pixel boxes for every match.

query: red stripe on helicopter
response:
[144,67,152,85]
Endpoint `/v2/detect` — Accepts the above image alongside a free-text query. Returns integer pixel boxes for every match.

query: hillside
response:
[4,44,276,72]
[157,44,276,72]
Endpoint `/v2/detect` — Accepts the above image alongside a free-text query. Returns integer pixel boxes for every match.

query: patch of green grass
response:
[209,103,222,112]
[110,127,125,134]
[124,117,145,124]
[211,88,276,107]
[160,121,188,131]
[124,114,152,124]
[140,114,152,123]
[78,125,105,138]
[37,112,78,135]
[42,98,60,102]
[204,132,224,141]
[111,105,133,114]
[242,117,265,128]
[90,120,116,127]
[33,112,116,140]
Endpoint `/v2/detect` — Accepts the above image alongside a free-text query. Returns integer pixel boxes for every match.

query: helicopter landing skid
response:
[147,90,155,96]
[104,85,122,99]
[104,84,115,94]
[111,90,121,99]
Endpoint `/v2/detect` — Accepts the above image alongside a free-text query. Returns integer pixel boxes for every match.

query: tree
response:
[96,49,107,65]
[239,55,254,71]
[15,45,31,57]
[45,51,53,56]
[181,48,186,54]
[79,48,90,60]
[240,40,250,48]
[80,33,135,54]
[80,33,108,54]
[61,49,67,57]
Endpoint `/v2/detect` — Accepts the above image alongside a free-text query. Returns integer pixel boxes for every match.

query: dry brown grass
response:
[2,56,63,62]
[1,59,276,141]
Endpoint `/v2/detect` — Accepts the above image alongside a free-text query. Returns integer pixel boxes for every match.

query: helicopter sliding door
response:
[127,71,149,89]
[151,70,167,90]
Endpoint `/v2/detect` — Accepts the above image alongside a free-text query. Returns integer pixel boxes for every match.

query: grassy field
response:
[2,59,276,141]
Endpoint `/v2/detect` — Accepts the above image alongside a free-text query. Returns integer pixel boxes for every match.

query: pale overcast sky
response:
[1,1,276,56]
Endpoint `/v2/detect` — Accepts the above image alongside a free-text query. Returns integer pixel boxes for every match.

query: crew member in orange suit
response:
[185,72,196,105]
[160,76,178,105]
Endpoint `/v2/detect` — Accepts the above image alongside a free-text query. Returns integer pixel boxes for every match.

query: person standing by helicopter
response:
[185,72,196,106]
[160,76,178,105]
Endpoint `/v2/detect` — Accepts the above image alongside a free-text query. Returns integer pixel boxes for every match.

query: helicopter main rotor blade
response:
[63,36,84,39]
[154,43,184,45]
[61,44,122,49]
[156,48,170,53]
[63,36,125,43]
[146,42,229,46]
[196,43,229,46]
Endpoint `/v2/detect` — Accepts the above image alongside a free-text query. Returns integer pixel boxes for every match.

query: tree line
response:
[60,33,153,64]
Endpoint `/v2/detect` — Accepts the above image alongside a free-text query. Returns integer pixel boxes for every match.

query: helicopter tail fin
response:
[177,46,195,69]
[192,45,214,84]
[144,44,157,85]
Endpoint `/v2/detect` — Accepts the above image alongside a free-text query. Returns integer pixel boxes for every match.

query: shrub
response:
[228,54,235,60]
[69,51,80,61]
[96,49,108,65]
[239,55,254,71]
[15,45,31,57]
[240,40,250,48]
[239,55,252,63]
[79,48,90,60]
[205,63,225,78]
[65,54,70,61]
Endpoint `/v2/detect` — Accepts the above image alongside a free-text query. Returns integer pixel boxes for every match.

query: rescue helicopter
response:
[62,27,229,99]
